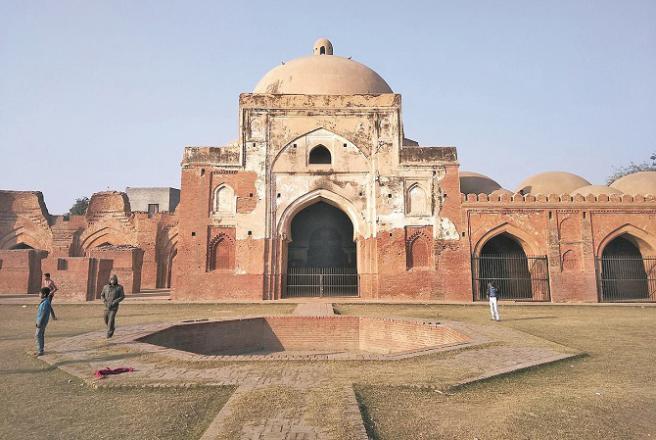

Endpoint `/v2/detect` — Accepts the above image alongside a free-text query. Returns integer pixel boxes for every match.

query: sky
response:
[1,0,654,214]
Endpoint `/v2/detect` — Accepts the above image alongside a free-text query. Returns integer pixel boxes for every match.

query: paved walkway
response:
[292,303,335,316]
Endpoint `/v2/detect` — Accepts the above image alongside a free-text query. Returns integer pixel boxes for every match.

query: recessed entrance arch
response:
[472,232,550,301]
[597,234,655,302]
[284,202,358,297]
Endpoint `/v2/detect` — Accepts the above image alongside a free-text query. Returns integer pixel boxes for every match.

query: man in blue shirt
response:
[487,282,500,321]
[35,287,52,356]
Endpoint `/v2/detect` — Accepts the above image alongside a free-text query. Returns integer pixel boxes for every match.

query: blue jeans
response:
[35,326,46,354]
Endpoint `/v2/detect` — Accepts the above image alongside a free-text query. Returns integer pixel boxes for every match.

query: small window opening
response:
[191,232,196,237]
[248,231,252,236]
[583,212,587,219]
[148,204,159,217]
[388,194,392,198]
[343,143,347,148]
[200,169,205,176]
[249,193,253,197]
[57,259,68,271]
[277,193,281,198]
[309,145,331,164]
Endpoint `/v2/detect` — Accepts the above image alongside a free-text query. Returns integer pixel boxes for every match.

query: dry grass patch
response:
[340,304,656,439]
[0,303,291,439]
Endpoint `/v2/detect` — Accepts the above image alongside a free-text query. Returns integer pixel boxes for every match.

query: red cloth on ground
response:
[94,367,135,379]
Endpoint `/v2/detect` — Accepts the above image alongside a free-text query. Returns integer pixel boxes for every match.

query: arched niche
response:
[213,185,236,214]
[407,184,429,216]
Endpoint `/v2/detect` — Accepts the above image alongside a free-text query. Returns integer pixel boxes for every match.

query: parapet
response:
[400,146,458,164]
[461,192,656,204]
[182,145,242,168]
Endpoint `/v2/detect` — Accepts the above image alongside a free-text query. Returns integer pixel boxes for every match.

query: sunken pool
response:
[137,316,471,361]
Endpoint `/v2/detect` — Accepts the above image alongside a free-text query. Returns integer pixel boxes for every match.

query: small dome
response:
[254,39,393,95]
[572,185,623,196]
[313,38,333,55]
[459,171,502,195]
[610,171,656,195]
[516,171,590,195]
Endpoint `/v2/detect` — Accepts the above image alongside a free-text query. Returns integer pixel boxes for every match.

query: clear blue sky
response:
[1,0,654,214]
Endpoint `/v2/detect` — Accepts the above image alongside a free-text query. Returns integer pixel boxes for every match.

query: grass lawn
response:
[0,303,292,440]
[335,304,656,440]
[1,301,654,439]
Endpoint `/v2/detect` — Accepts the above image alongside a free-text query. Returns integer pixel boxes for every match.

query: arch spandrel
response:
[473,222,541,256]
[271,128,370,173]
[0,226,52,252]
[277,189,369,241]
[596,224,656,257]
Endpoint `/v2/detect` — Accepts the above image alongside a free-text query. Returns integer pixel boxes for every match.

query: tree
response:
[69,197,90,215]
[607,153,656,185]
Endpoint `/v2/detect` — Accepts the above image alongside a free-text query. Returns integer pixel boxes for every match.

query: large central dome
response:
[253,38,393,95]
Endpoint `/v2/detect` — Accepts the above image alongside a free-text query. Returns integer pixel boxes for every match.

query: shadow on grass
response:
[497,315,558,322]
[0,351,143,376]
[448,352,589,392]
[353,385,381,440]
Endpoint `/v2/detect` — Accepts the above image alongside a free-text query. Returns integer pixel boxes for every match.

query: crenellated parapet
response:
[461,192,656,205]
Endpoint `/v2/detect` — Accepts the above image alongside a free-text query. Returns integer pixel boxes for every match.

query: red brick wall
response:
[88,247,144,294]
[462,193,656,302]
[0,250,42,294]
[42,257,97,301]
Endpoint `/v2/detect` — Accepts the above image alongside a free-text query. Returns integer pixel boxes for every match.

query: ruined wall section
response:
[176,142,265,299]
[0,189,179,296]
[0,191,53,251]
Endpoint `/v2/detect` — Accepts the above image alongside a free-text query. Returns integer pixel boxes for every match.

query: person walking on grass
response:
[35,287,52,356]
[100,274,125,338]
[42,273,58,320]
[487,281,500,321]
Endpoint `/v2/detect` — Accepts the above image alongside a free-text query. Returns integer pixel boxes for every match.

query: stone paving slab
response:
[292,303,335,316]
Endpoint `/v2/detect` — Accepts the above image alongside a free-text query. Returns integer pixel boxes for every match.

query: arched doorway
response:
[285,202,357,297]
[473,233,550,301]
[597,234,655,302]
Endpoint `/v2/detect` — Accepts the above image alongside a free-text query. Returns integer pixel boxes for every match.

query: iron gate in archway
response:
[285,267,359,297]
[472,255,550,301]
[596,256,656,302]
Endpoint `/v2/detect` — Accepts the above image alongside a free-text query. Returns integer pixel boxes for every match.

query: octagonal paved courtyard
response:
[38,303,581,440]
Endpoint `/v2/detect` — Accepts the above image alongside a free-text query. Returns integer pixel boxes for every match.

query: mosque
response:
[1,39,655,303]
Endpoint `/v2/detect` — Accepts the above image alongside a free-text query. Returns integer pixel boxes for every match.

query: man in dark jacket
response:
[35,287,52,355]
[100,274,125,338]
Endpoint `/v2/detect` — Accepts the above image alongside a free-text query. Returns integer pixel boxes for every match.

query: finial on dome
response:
[313,38,333,55]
